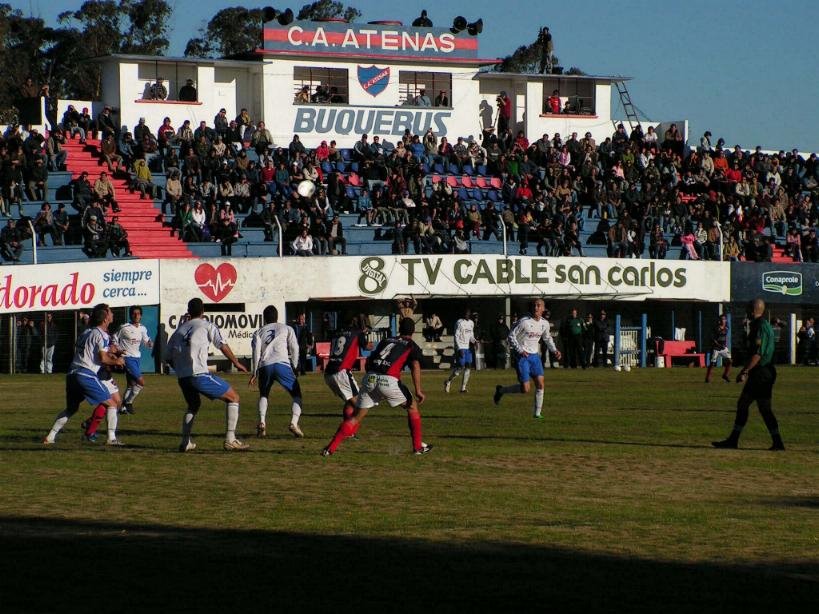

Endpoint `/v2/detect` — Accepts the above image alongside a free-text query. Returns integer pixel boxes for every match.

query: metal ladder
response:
[614,79,641,130]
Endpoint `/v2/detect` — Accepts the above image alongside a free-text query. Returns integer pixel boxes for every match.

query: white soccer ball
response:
[624,364,631,372]
[613,365,622,372]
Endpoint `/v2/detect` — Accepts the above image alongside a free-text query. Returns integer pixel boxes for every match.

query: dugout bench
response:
[655,339,705,368]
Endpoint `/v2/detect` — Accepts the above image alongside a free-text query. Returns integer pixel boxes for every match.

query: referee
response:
[713,299,785,451]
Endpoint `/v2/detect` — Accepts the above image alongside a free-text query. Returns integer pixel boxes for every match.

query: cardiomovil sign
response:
[0,260,160,314]
[731,262,819,303]
[262,20,478,61]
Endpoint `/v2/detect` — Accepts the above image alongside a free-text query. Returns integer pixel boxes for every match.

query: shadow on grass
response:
[437,434,707,450]
[764,496,819,509]
[0,517,815,612]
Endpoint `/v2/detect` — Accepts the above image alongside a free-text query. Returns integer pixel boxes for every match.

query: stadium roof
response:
[477,71,631,83]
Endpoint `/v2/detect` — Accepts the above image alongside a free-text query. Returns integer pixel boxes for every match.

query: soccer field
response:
[0,368,816,611]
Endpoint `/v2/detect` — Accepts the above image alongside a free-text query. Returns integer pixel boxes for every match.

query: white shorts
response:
[710,348,732,363]
[324,370,359,402]
[356,374,412,410]
[101,379,119,395]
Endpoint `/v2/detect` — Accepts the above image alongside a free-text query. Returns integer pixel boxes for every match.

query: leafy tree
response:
[495,30,583,75]
[296,1,361,22]
[185,2,362,58]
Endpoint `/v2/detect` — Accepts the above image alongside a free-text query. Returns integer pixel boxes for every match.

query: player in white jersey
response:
[114,306,153,415]
[165,297,249,452]
[444,308,477,393]
[43,303,126,446]
[249,305,304,438]
[493,298,561,418]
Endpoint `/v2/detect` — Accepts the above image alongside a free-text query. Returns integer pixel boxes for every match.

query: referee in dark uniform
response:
[713,299,785,451]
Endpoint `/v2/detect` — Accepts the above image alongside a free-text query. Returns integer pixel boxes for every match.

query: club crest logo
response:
[358,65,390,97]
[195,263,237,302]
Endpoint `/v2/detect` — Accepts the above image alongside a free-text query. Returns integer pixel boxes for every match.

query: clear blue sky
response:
[27,0,819,152]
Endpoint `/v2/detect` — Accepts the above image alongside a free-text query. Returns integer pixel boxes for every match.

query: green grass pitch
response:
[0,368,816,611]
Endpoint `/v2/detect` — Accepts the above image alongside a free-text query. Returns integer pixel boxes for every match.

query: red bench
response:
[314,341,367,372]
[656,339,705,368]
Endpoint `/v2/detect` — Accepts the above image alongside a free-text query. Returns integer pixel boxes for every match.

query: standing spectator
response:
[328,215,346,255]
[178,79,197,102]
[53,203,69,245]
[497,91,512,134]
[291,313,314,376]
[489,314,510,369]
[97,106,118,140]
[26,158,48,201]
[593,310,610,367]
[562,308,585,368]
[34,202,58,246]
[797,317,816,366]
[582,313,596,368]
[40,312,58,374]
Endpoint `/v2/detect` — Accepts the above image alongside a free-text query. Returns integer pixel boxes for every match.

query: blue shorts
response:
[124,357,142,381]
[456,349,473,368]
[178,374,230,410]
[516,353,544,383]
[258,363,300,398]
[67,369,112,407]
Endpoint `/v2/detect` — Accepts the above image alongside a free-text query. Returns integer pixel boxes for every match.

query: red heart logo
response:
[194,263,237,303]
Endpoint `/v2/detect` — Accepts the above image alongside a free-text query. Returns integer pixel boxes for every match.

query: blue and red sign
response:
[358,65,390,96]
[262,20,483,63]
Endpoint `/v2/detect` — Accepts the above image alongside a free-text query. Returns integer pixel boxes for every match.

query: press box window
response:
[398,71,452,106]
[293,67,349,103]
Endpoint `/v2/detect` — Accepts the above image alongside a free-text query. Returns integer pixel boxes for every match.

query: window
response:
[398,71,452,106]
[541,78,595,115]
[293,67,349,104]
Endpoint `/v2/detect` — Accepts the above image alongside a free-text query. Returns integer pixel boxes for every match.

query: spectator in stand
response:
[328,215,346,255]
[82,215,107,258]
[100,134,123,174]
[497,91,512,134]
[214,109,229,138]
[1,219,23,261]
[62,104,86,143]
[46,128,67,171]
[97,106,118,140]
[178,79,197,102]
[53,203,69,245]
[34,202,58,246]
[292,226,313,256]
[132,158,157,200]
[251,121,273,157]
[26,157,48,201]
[216,213,238,256]
[149,77,168,100]
[434,90,449,107]
[94,171,120,213]
[106,216,132,257]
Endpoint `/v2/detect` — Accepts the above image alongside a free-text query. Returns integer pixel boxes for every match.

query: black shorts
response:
[742,364,776,400]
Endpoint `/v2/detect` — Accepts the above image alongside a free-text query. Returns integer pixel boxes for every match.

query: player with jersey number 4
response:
[322,317,431,457]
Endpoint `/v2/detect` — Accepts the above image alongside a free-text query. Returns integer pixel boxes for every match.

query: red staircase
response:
[771,245,792,263]
[62,138,194,259]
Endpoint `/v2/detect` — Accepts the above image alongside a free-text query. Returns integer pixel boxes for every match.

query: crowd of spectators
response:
[3,80,819,263]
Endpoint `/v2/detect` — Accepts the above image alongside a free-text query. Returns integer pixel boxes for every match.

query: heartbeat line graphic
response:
[198,273,235,295]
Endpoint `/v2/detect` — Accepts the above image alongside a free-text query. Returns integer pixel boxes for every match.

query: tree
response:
[185,2,362,59]
[495,30,583,75]
[296,1,361,22]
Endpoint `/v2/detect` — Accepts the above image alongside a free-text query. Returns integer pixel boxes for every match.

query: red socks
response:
[407,411,423,451]
[327,419,357,454]
[343,403,355,420]
[85,404,107,436]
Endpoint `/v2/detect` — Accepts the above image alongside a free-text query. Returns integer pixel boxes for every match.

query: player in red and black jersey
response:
[324,317,371,421]
[322,317,431,456]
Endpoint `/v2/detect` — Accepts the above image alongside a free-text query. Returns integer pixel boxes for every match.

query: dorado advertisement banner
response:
[0,260,160,315]
[159,257,730,356]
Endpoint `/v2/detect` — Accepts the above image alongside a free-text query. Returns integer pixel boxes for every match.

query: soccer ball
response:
[613,365,622,372]
[623,364,632,372]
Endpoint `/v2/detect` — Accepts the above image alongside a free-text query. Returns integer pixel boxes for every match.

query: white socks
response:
[106,406,118,442]
[46,411,70,442]
[226,402,239,442]
[181,411,196,446]
[291,397,303,426]
[258,396,268,425]
[124,384,143,405]
[446,368,460,384]
[533,389,544,417]
[461,368,471,391]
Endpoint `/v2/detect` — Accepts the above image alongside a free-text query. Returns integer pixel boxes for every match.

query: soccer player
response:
[324,316,370,422]
[115,305,153,414]
[165,297,249,452]
[493,298,562,419]
[713,299,785,451]
[249,305,304,438]
[322,317,431,456]
[704,314,732,383]
[444,308,477,394]
[43,303,125,446]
